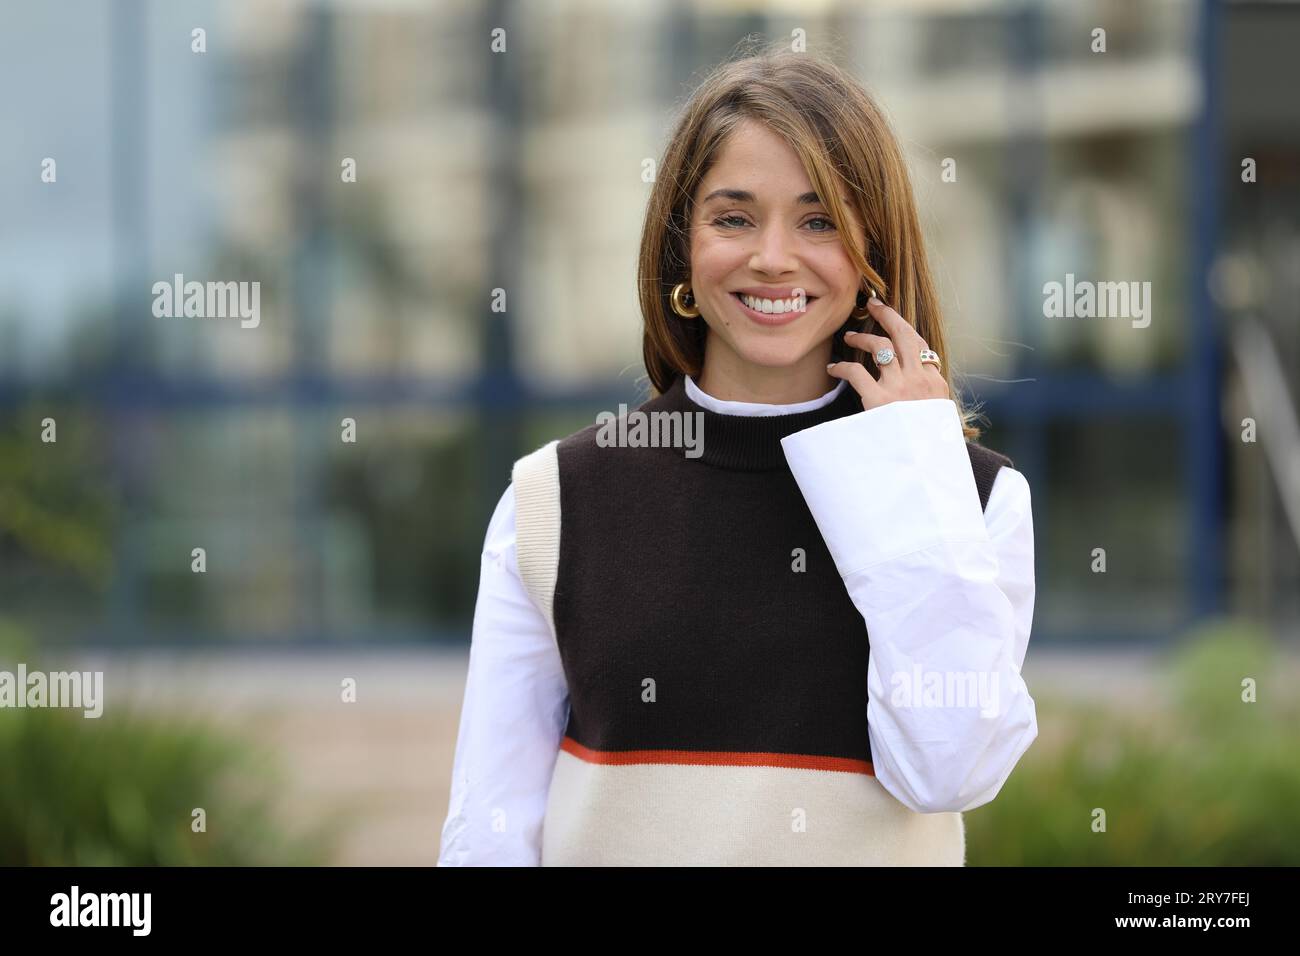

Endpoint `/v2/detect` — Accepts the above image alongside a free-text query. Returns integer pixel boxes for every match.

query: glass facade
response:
[1,0,1292,648]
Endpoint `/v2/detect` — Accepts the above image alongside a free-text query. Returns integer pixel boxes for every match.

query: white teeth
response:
[740,293,808,313]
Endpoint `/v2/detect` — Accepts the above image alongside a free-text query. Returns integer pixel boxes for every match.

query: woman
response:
[438,45,1037,866]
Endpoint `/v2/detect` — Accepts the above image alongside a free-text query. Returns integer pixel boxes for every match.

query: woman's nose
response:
[748,224,799,275]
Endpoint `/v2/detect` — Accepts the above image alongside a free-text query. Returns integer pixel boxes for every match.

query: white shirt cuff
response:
[779,398,988,576]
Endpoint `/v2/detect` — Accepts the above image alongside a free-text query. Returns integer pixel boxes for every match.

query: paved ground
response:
[28,645,1300,865]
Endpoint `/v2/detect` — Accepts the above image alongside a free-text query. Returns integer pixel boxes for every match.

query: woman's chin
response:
[732,340,820,370]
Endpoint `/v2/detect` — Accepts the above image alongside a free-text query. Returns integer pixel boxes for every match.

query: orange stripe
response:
[560,736,874,776]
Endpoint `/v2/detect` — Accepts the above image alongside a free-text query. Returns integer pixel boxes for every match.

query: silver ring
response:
[874,348,895,367]
[919,349,941,370]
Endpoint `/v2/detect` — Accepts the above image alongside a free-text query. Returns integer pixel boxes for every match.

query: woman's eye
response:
[711,214,836,231]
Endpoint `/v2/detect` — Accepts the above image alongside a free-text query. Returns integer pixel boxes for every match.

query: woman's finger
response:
[826,358,883,408]
[845,331,901,371]
[866,297,929,355]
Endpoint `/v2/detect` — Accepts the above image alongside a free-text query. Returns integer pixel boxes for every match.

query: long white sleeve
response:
[437,483,570,866]
[780,398,1037,814]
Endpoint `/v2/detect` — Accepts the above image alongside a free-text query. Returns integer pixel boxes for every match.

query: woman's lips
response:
[730,291,816,327]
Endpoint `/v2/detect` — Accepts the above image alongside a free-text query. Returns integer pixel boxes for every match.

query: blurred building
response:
[0,0,1296,650]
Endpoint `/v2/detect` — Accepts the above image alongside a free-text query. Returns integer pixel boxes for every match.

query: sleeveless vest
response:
[511,375,1012,865]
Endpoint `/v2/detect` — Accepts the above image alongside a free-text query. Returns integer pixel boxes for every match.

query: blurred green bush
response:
[1,620,342,865]
[965,619,1300,865]
[0,706,342,866]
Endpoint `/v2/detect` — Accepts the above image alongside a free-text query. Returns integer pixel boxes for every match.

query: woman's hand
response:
[828,296,949,412]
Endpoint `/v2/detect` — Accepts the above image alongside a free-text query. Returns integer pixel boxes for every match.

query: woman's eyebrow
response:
[699,188,833,206]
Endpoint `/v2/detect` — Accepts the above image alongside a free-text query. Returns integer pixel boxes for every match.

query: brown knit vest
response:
[514,375,1013,865]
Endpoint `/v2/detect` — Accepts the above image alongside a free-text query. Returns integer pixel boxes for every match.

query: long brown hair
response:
[637,38,984,440]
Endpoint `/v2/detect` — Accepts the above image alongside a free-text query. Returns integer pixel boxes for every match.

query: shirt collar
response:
[684,374,848,417]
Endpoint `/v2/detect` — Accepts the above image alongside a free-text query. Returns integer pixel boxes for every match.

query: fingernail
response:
[826,362,836,369]
[868,296,882,306]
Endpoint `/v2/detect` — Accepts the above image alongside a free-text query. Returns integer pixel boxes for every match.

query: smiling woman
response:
[637,44,971,426]
[439,40,1038,867]
[688,145,868,379]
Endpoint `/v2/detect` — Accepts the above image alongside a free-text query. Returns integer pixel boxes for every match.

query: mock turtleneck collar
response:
[644,374,864,471]
[684,374,848,416]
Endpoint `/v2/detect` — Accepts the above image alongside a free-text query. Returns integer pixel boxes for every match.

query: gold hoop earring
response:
[670,282,700,318]
[851,281,879,319]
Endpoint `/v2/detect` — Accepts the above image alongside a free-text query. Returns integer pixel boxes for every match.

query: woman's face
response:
[688,118,866,384]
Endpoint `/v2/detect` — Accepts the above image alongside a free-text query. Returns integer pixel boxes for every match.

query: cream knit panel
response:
[510,439,562,645]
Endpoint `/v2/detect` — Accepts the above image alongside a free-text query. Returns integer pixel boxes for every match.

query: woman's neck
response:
[695,352,839,405]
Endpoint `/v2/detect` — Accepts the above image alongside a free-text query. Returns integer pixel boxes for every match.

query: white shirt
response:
[437,374,1037,866]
